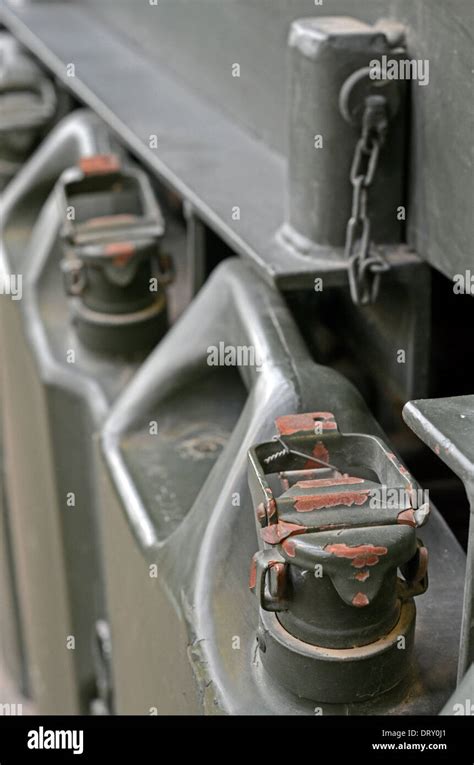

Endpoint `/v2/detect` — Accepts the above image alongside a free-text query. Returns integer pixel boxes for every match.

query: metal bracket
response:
[403,395,474,684]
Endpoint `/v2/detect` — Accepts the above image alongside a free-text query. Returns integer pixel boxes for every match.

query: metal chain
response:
[345,95,391,305]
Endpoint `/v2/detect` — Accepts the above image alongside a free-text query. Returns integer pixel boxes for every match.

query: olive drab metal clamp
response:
[58,153,173,354]
[248,412,429,703]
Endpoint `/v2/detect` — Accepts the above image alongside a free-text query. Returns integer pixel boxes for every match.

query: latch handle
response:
[250,550,288,613]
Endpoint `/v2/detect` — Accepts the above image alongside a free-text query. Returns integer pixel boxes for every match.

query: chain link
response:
[345,95,391,305]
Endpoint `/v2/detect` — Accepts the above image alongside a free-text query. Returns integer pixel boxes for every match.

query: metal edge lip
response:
[70,291,167,326]
[262,599,415,661]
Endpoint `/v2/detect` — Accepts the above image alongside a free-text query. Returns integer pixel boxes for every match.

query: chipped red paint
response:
[267,497,277,519]
[378,450,414,484]
[325,543,387,568]
[272,562,287,593]
[294,476,364,489]
[275,412,336,436]
[434,444,440,456]
[85,214,137,229]
[352,592,369,607]
[79,154,121,176]
[104,242,135,257]
[293,490,369,512]
[282,538,296,557]
[397,508,416,527]
[249,555,257,590]
[261,520,306,545]
[104,241,136,266]
[355,570,370,582]
[304,442,330,470]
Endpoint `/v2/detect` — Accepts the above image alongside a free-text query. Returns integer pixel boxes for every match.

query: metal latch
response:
[248,412,429,703]
[58,154,172,353]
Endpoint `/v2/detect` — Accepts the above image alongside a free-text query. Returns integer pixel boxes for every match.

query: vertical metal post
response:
[286,17,406,250]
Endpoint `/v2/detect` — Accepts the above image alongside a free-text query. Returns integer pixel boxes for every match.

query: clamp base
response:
[71,293,167,355]
[258,599,415,704]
